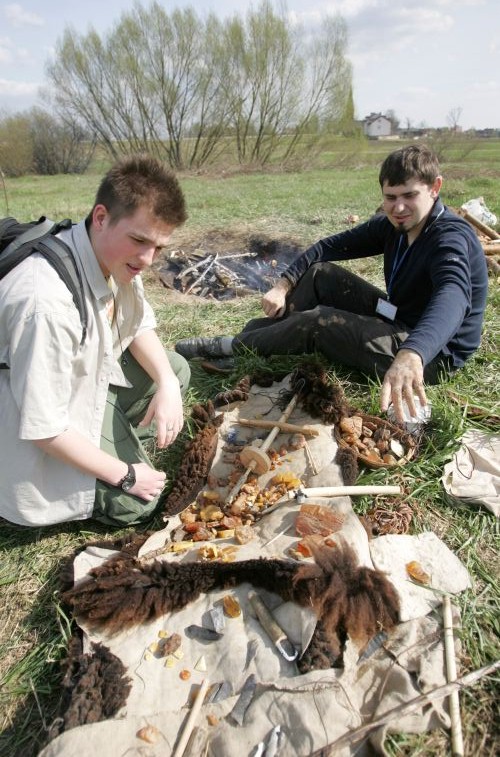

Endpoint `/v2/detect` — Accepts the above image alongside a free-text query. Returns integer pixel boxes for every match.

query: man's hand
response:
[139,378,184,448]
[380,349,428,423]
[128,462,167,502]
[261,278,292,318]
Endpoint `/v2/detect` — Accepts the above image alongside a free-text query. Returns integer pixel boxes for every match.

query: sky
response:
[0,0,499,130]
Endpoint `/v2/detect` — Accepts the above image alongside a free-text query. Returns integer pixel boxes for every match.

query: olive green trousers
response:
[92,349,190,527]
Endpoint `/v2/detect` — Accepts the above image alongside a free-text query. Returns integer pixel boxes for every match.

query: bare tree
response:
[217,3,352,164]
[46,4,229,169]
[45,1,352,168]
[28,108,96,175]
[446,106,463,132]
[384,109,400,135]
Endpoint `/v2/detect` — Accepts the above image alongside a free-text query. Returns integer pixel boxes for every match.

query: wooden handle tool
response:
[227,394,298,503]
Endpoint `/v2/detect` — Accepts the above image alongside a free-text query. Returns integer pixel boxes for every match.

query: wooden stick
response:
[227,394,299,503]
[461,209,500,239]
[300,485,401,497]
[172,678,210,757]
[304,440,319,475]
[443,596,464,756]
[482,243,500,254]
[237,418,319,436]
[185,254,218,294]
[308,660,500,755]
[486,257,500,276]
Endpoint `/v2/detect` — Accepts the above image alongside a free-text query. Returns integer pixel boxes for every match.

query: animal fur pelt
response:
[162,401,223,517]
[335,445,359,485]
[213,375,252,408]
[62,541,400,670]
[48,635,131,740]
[58,532,152,592]
[281,359,352,425]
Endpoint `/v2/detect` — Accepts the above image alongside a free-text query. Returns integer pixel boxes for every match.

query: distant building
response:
[362,113,392,138]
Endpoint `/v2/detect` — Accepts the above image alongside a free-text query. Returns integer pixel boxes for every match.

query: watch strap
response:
[118,462,135,489]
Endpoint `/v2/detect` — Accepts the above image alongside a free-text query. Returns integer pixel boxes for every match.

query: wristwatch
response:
[118,463,136,492]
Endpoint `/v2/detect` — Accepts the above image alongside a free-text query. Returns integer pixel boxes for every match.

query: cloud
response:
[0,40,13,63]
[0,78,40,96]
[3,3,44,27]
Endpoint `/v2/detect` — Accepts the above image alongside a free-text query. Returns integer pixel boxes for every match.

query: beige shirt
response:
[0,220,156,526]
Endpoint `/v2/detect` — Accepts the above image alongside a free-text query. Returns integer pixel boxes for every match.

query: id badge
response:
[376,297,398,321]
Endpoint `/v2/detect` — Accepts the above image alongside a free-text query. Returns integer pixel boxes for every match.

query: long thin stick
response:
[300,485,401,497]
[185,254,218,294]
[172,678,210,757]
[237,418,319,436]
[309,660,499,755]
[461,209,500,239]
[304,440,319,475]
[227,394,298,503]
[443,595,464,756]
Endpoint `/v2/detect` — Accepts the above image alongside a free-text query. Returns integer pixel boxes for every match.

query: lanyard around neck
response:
[387,235,411,299]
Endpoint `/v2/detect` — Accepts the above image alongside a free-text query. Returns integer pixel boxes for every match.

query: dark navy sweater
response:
[283,199,488,368]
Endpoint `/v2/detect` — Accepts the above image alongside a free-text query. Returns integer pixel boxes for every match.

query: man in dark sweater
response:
[176,145,488,422]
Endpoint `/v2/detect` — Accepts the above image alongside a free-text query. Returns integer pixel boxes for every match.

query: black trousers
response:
[235,263,452,383]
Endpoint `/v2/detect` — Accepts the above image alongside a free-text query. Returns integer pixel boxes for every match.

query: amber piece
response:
[289,433,306,450]
[207,714,219,726]
[200,504,224,522]
[296,540,313,557]
[184,521,203,533]
[406,560,431,585]
[192,526,215,541]
[234,525,254,545]
[382,453,398,465]
[340,415,363,436]
[136,725,160,744]
[223,594,241,618]
[157,632,182,658]
[179,669,191,680]
[269,471,301,489]
[296,504,344,537]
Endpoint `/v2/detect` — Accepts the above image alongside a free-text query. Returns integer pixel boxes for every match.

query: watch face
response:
[121,477,134,492]
[120,465,136,492]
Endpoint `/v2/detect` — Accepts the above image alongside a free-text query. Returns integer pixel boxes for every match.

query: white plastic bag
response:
[461,197,498,227]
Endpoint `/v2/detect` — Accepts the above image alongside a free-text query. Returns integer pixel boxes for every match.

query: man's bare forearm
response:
[34,429,128,485]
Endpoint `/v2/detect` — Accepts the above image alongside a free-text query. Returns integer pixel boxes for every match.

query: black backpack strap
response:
[33,237,89,347]
[0,217,57,256]
[0,218,72,277]
[1,217,87,346]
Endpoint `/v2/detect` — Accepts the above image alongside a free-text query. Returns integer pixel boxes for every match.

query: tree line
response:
[0,1,355,176]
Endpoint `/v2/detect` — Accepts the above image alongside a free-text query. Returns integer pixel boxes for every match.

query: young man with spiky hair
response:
[0,154,190,527]
[176,145,488,423]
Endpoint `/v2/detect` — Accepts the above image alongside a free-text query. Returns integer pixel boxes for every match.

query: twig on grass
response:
[309,659,500,755]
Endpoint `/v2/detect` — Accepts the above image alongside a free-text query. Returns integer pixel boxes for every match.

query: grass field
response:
[0,138,499,756]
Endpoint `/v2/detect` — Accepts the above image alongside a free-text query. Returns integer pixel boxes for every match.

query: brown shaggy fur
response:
[62,541,400,670]
[162,401,223,517]
[48,635,131,739]
[334,445,359,485]
[281,359,352,425]
[213,375,252,408]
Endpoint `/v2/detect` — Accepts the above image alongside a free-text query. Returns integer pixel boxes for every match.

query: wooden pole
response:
[461,209,500,239]
[443,595,464,756]
[237,418,319,436]
[172,678,210,757]
[227,394,298,503]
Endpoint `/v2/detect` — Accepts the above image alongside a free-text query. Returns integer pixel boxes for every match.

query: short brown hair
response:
[379,144,440,188]
[91,153,187,226]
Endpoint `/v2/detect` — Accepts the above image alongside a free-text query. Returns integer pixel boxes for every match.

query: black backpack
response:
[0,216,88,346]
